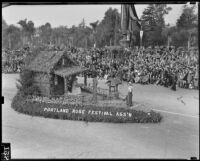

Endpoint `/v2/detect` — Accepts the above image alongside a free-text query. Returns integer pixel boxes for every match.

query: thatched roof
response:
[26,50,90,77]
[54,66,89,77]
[26,50,67,73]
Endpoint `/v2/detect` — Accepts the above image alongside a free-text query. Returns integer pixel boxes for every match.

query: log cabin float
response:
[26,50,90,97]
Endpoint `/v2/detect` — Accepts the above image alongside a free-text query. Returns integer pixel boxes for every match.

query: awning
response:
[54,66,89,77]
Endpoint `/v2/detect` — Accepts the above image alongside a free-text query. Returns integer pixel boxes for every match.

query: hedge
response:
[11,92,162,123]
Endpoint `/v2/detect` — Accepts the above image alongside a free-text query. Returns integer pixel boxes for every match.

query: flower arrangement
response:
[11,92,162,123]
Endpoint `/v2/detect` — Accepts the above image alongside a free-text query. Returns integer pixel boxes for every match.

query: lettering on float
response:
[43,107,132,118]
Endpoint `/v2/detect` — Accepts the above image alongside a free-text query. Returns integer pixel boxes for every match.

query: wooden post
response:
[108,83,111,96]
[92,77,97,103]
[48,73,54,97]
[64,77,68,96]
[84,74,87,86]
[115,85,119,99]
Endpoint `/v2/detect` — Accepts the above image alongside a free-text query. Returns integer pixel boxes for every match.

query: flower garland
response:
[11,92,162,123]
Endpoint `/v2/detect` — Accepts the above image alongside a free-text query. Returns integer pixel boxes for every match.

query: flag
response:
[121,4,141,35]
[129,4,141,33]
[121,4,130,35]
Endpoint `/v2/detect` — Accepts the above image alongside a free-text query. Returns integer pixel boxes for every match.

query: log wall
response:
[33,72,50,96]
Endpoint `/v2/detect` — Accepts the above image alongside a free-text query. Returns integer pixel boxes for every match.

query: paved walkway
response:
[2,74,199,159]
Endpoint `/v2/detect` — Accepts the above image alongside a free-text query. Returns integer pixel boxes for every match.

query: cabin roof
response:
[54,66,89,77]
[26,50,79,73]
[27,50,65,73]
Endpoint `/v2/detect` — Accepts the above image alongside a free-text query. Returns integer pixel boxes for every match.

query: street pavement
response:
[2,74,199,159]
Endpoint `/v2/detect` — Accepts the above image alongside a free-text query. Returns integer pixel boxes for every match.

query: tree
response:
[18,19,35,46]
[79,18,86,28]
[2,17,8,30]
[161,25,176,47]
[66,22,93,48]
[141,4,172,47]
[175,4,198,48]
[51,26,69,47]
[96,8,121,47]
[2,17,9,49]
[38,22,52,45]
[177,4,197,30]
[5,25,21,49]
[16,69,41,96]
[188,27,198,47]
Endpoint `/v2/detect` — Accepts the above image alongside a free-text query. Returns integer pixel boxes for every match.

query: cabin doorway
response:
[54,75,64,96]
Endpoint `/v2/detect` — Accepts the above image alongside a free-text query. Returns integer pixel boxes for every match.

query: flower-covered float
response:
[12,49,162,123]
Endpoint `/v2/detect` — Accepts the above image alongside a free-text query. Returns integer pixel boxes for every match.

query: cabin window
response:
[54,75,58,85]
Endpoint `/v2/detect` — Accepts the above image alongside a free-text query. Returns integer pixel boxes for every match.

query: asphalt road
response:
[2,74,199,159]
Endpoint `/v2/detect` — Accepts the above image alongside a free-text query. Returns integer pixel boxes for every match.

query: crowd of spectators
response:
[2,45,199,90]
[2,46,30,73]
[67,46,199,90]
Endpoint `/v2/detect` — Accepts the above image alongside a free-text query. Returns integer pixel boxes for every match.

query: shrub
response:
[11,92,163,123]
[16,69,41,96]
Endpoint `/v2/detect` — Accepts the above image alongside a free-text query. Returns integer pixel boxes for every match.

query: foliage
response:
[18,19,35,45]
[68,24,93,48]
[174,4,198,48]
[16,69,41,96]
[3,24,22,49]
[2,17,8,30]
[161,26,176,46]
[141,4,172,47]
[11,92,162,123]
[38,22,52,45]
[140,4,198,48]
[2,5,198,50]
[171,29,188,47]
[2,17,8,48]
[96,8,121,47]
[176,4,198,30]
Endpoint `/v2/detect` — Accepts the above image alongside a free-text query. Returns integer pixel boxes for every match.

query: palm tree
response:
[18,19,35,46]
[5,25,21,49]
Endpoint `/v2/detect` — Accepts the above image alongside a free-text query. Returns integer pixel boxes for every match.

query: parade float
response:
[11,49,162,123]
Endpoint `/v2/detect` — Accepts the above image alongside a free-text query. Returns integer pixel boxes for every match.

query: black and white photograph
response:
[1,2,199,159]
